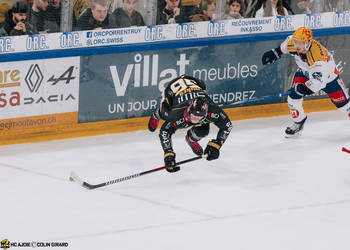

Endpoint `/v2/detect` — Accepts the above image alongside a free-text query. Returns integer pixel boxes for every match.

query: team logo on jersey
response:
[312,72,322,81]
[173,118,185,127]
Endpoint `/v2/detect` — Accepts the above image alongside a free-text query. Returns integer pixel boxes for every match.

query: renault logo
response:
[25,64,43,93]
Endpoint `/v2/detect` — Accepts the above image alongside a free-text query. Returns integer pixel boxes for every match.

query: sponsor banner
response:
[85,28,143,47]
[0,57,80,119]
[0,12,350,54]
[332,10,350,27]
[78,40,285,122]
[0,112,78,132]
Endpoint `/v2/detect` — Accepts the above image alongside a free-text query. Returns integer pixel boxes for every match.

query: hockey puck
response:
[69,176,74,181]
[341,147,350,154]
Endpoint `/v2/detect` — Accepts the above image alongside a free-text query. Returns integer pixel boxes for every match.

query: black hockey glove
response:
[290,83,314,98]
[164,150,180,173]
[262,47,282,65]
[204,140,222,161]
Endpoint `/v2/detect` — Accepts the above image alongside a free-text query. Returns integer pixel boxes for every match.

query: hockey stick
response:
[219,91,290,107]
[69,156,202,190]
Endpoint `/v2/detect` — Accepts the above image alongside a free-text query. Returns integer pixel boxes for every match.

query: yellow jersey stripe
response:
[208,141,221,149]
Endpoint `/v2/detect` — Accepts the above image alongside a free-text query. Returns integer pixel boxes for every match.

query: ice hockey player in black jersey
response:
[148,75,232,173]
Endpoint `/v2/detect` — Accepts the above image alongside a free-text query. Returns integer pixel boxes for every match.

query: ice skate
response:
[285,117,307,138]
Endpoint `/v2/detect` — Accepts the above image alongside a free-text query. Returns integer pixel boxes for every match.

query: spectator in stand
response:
[190,0,215,22]
[340,0,350,11]
[111,0,145,28]
[296,0,350,14]
[283,0,293,14]
[76,0,111,30]
[175,0,200,23]
[333,0,350,11]
[290,0,305,14]
[43,0,77,33]
[224,0,246,19]
[295,0,322,13]
[244,0,252,10]
[157,0,181,24]
[240,0,249,13]
[246,0,292,17]
[0,1,37,36]
[255,0,288,17]
[27,0,49,33]
[157,0,166,15]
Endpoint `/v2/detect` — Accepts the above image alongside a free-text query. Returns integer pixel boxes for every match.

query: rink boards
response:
[1,13,350,145]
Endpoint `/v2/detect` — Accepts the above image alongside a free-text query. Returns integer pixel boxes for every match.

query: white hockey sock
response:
[287,96,307,123]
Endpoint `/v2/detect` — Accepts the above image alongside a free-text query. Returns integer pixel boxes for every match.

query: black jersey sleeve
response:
[158,108,187,152]
[206,100,232,145]
[159,121,177,152]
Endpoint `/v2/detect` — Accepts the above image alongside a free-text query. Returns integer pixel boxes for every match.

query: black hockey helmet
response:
[187,97,208,123]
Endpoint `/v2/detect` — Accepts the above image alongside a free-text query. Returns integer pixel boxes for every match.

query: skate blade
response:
[285,130,302,138]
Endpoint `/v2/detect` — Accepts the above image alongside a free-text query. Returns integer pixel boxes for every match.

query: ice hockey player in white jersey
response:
[262,27,350,137]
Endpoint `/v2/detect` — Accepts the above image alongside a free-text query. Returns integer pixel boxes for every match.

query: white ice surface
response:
[1,110,350,250]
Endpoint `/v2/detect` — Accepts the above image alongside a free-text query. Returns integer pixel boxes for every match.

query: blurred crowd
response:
[0,0,350,36]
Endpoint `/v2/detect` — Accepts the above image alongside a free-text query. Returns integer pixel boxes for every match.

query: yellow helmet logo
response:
[292,27,313,42]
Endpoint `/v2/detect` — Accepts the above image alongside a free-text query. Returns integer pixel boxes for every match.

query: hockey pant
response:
[288,69,350,122]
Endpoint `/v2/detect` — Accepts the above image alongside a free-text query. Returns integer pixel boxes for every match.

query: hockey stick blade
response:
[69,171,94,189]
[70,172,100,190]
[69,171,83,184]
